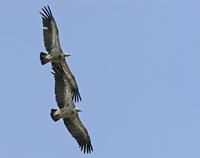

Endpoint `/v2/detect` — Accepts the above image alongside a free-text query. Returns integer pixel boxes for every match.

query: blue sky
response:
[1,0,200,157]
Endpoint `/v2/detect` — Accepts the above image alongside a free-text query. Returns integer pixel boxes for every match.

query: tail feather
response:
[40,52,49,65]
[50,109,60,122]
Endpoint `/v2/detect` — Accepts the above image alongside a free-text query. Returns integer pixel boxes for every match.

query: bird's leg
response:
[54,109,61,116]
[45,54,52,60]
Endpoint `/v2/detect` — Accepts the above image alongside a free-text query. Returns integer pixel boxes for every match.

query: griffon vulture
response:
[40,6,81,102]
[51,63,93,153]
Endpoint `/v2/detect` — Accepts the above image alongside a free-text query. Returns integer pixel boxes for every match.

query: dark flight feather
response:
[40,6,81,102]
[52,64,93,154]
[64,114,93,154]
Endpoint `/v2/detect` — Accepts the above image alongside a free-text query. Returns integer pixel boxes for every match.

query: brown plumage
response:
[40,5,61,53]
[64,115,93,154]
[51,64,93,153]
[40,6,81,102]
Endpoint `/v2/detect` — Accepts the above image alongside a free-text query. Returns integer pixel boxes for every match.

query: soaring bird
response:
[39,5,69,65]
[40,6,81,102]
[51,63,93,154]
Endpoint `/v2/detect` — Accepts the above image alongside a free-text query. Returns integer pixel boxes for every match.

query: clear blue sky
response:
[0,0,200,157]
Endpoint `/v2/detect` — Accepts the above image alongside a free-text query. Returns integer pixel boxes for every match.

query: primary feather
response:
[40,6,82,102]
[52,63,93,153]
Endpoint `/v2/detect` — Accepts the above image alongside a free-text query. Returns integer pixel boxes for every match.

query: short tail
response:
[40,52,49,65]
[50,109,60,122]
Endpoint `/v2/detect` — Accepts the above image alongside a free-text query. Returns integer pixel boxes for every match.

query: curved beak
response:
[64,52,71,57]
[75,107,82,112]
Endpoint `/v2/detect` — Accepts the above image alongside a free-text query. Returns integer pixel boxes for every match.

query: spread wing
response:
[40,6,62,53]
[52,63,73,108]
[53,64,92,153]
[63,114,93,153]
[52,61,82,102]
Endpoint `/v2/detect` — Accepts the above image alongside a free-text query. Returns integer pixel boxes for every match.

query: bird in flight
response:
[51,63,93,154]
[40,6,81,102]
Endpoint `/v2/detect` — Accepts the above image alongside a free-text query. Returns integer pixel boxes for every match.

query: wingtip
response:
[72,90,82,103]
[47,5,53,16]
[40,5,53,19]
[79,142,93,154]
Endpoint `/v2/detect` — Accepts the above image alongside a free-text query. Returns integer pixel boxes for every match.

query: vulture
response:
[40,6,81,102]
[51,63,93,154]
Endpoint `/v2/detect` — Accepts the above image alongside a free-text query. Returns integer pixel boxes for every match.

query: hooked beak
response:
[64,53,71,57]
[75,107,82,112]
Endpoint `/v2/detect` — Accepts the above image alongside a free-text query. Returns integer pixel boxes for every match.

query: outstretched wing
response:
[63,114,93,154]
[52,61,82,102]
[40,6,62,53]
[52,63,72,108]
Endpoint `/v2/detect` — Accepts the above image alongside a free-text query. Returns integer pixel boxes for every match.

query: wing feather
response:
[60,60,82,102]
[40,6,62,53]
[52,63,72,108]
[52,61,82,102]
[63,114,93,153]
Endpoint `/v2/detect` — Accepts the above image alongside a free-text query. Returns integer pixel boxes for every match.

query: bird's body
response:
[51,63,93,153]
[40,51,66,65]
[40,6,81,102]
[51,105,76,120]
